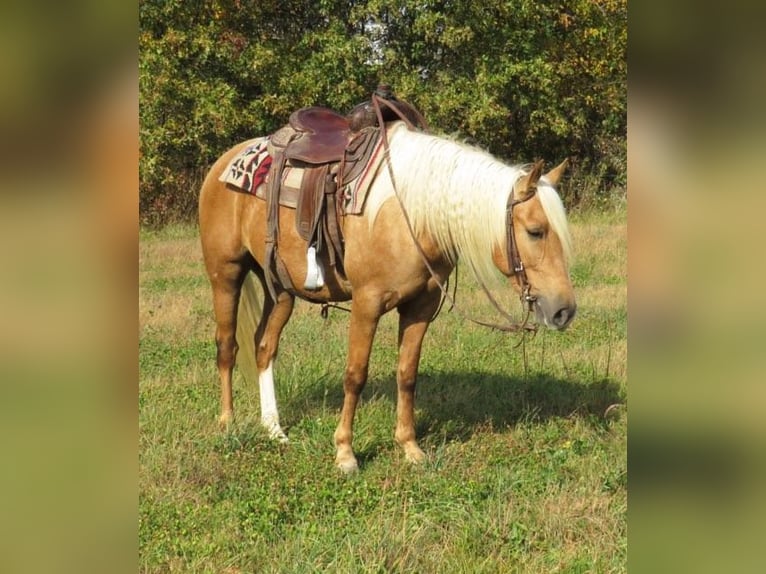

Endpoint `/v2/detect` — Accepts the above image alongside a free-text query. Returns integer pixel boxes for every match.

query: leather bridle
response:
[506,191,538,307]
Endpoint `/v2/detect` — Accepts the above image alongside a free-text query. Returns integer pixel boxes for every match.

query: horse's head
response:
[494,160,577,330]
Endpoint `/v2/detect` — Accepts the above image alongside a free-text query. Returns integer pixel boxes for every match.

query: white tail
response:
[235,272,263,386]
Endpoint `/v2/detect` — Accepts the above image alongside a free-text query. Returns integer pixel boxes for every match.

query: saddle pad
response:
[218,137,272,194]
[219,131,385,215]
[253,165,302,208]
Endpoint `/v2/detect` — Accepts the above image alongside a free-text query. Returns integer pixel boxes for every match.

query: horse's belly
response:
[241,200,353,302]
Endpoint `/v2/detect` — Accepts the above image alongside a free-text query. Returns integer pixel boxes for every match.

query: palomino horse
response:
[199,121,576,473]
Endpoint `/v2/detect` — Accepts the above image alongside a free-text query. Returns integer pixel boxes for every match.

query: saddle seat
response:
[284,107,350,164]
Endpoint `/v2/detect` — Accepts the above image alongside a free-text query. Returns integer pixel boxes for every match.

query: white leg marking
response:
[259,361,288,442]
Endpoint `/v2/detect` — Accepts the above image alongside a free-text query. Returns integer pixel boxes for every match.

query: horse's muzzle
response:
[535,297,577,331]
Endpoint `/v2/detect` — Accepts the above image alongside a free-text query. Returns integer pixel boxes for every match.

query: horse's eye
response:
[527,228,545,240]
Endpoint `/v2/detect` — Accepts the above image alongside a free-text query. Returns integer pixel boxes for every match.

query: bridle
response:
[506,191,538,307]
[371,93,539,334]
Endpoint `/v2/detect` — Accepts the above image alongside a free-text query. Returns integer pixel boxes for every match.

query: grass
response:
[139,208,627,573]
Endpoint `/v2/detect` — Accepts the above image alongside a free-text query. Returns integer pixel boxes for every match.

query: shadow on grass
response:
[415,371,623,442]
[284,370,624,446]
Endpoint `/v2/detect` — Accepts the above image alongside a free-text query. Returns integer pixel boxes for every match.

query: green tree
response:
[363,0,626,201]
[140,0,626,225]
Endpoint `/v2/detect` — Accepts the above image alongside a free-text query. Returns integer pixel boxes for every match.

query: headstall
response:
[506,190,538,310]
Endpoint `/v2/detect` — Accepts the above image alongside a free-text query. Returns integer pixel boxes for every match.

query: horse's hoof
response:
[218,411,234,429]
[273,431,289,444]
[404,444,426,464]
[262,418,289,443]
[336,456,359,474]
[268,426,289,444]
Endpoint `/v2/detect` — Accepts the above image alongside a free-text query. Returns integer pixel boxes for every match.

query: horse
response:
[198,121,576,473]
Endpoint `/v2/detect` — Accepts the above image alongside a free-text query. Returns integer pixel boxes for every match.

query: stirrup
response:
[304,245,325,290]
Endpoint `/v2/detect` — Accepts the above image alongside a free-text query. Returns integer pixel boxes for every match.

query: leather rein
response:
[371,94,538,334]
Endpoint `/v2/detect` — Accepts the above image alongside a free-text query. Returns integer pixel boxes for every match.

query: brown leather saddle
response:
[283,107,350,164]
[261,87,427,299]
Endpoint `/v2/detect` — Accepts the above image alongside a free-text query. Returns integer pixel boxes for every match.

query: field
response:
[139,208,627,573]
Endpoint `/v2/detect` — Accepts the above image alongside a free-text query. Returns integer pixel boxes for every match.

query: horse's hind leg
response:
[395,289,443,463]
[208,260,248,428]
[253,282,294,441]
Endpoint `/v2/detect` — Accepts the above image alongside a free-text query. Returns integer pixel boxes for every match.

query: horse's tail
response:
[235,271,263,386]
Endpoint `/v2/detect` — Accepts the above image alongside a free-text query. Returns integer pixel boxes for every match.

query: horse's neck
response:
[388,134,514,286]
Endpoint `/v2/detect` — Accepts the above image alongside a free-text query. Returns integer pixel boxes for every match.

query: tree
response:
[140,0,626,225]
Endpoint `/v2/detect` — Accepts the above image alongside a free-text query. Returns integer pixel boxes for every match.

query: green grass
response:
[139,210,627,573]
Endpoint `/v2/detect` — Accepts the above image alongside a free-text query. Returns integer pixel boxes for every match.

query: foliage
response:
[140,0,626,225]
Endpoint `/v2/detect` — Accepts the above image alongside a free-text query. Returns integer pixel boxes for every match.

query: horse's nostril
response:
[553,305,576,329]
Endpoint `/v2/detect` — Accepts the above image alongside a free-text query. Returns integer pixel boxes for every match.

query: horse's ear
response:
[544,158,569,186]
[516,160,545,200]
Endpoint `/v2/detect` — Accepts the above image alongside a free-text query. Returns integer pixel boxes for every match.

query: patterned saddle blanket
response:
[218,128,385,217]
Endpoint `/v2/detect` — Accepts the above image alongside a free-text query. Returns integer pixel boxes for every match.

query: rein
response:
[371,94,538,334]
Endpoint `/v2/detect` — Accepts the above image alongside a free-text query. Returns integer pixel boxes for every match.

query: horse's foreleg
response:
[334,297,381,473]
[395,290,442,463]
[254,288,294,442]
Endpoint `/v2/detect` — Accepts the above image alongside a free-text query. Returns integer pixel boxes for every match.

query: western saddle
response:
[262,85,427,299]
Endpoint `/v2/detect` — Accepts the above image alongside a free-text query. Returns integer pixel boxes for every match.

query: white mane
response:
[365,123,573,286]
